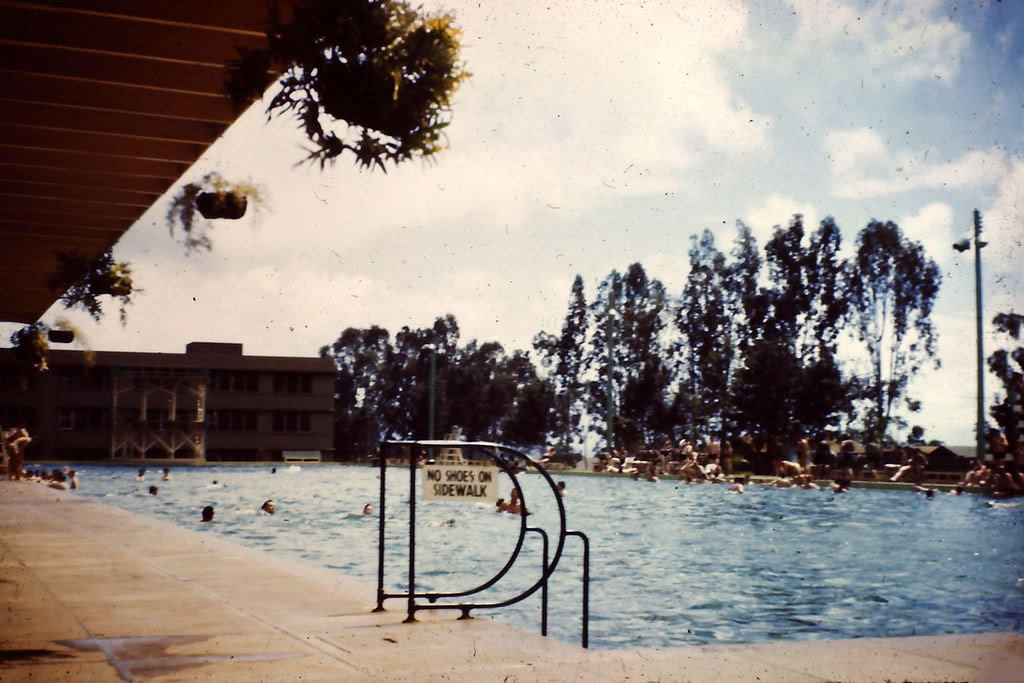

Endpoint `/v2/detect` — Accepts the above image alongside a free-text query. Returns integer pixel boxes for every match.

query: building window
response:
[273,372,312,393]
[272,410,311,432]
[57,366,110,390]
[209,370,259,392]
[56,406,104,430]
[207,410,257,431]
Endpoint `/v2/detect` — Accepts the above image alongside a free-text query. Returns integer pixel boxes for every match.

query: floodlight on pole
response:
[952,210,986,461]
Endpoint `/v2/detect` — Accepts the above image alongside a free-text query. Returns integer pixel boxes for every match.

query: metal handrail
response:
[374,440,590,647]
[566,530,590,648]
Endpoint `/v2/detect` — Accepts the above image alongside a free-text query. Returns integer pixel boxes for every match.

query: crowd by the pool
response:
[587,427,1024,498]
[5,420,1023,500]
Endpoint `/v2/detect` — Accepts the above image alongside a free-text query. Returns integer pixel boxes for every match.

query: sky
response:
[9,0,1024,446]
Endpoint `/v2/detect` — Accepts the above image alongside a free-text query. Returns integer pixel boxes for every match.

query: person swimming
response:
[201,505,214,522]
[261,500,276,514]
[728,475,748,493]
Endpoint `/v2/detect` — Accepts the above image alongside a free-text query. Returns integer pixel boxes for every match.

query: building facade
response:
[0,342,335,463]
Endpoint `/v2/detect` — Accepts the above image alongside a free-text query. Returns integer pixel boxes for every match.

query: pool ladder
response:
[373,440,591,648]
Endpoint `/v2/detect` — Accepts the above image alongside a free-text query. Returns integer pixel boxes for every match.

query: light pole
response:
[423,343,437,440]
[953,209,987,461]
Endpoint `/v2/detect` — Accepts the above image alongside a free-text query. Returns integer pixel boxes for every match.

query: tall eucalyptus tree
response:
[533,274,588,450]
[847,220,941,442]
[676,230,731,439]
[588,264,669,450]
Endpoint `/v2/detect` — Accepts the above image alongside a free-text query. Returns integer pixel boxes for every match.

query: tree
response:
[846,220,941,442]
[447,340,511,440]
[676,230,731,439]
[803,218,848,359]
[762,216,810,342]
[987,312,1024,444]
[500,350,555,448]
[225,0,469,169]
[728,221,767,352]
[589,264,670,450]
[319,325,391,459]
[533,275,588,450]
[733,338,802,439]
[759,216,852,437]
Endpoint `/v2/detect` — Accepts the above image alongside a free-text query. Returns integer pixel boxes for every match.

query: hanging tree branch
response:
[223,0,469,170]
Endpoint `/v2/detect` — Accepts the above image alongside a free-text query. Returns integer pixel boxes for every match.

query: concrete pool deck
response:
[2,481,1021,682]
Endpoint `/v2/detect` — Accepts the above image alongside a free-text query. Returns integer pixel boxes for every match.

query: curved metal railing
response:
[374,440,590,647]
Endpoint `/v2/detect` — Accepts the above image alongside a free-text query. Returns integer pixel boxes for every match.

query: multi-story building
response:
[0,342,335,463]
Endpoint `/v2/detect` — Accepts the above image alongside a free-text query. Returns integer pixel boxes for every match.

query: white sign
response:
[423,464,499,502]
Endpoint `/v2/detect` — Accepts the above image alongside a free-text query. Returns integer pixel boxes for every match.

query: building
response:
[0,342,335,463]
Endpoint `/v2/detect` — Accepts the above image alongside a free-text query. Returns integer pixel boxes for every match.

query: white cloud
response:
[441,0,771,207]
[983,158,1024,316]
[743,194,820,247]
[899,202,956,269]
[824,127,1008,198]
[789,0,970,85]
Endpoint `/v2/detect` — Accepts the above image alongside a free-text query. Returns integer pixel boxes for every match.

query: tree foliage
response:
[987,312,1024,441]
[846,221,941,442]
[46,250,134,324]
[676,230,730,439]
[322,316,553,458]
[225,0,469,169]
[533,275,588,449]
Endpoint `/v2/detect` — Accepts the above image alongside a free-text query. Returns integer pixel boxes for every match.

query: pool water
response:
[64,464,1023,649]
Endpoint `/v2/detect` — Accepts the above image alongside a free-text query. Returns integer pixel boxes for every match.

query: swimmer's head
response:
[149,486,158,495]
[363,504,373,515]
[201,505,214,522]
[261,500,276,514]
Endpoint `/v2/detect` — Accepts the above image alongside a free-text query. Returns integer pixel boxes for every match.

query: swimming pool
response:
[63,464,1023,649]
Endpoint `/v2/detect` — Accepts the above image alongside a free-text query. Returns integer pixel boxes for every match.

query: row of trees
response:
[321,216,948,458]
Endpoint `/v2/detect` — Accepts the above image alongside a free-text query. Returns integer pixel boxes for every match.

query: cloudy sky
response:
[15,0,1024,445]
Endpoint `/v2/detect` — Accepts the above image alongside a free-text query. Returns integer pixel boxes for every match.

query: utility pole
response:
[972,209,986,462]
[954,209,987,461]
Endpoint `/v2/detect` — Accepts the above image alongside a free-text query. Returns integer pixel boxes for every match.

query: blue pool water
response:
[63,464,1023,649]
